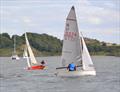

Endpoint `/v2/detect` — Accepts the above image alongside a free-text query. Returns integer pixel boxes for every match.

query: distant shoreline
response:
[0,55,119,57]
[0,32,120,57]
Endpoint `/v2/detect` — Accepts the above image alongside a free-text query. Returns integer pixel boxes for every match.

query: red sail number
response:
[64,31,77,40]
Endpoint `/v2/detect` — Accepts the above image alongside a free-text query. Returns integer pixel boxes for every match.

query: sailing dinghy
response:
[56,6,96,77]
[25,32,45,70]
[11,35,20,60]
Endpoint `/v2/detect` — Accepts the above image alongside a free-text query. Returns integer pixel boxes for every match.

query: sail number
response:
[64,31,77,41]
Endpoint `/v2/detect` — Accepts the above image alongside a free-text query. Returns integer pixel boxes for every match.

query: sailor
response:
[41,60,45,66]
[67,62,76,71]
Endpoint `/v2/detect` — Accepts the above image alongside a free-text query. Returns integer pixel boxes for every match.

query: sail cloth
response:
[25,48,31,67]
[25,33,38,64]
[81,34,95,71]
[61,6,82,66]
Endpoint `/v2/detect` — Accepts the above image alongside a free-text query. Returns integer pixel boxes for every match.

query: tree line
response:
[0,32,120,56]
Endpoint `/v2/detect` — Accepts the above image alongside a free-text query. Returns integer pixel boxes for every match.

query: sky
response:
[0,0,120,44]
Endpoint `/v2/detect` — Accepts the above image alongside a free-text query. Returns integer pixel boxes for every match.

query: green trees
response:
[26,33,62,54]
[0,32,120,56]
[1,33,10,39]
[0,32,62,56]
[0,33,12,48]
[87,44,120,56]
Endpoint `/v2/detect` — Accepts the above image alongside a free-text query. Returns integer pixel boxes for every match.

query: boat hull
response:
[11,56,20,60]
[55,70,96,77]
[27,65,45,70]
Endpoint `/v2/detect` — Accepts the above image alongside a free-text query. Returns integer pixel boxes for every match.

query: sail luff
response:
[25,33,37,64]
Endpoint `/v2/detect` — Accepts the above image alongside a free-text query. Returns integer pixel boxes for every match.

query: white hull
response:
[11,55,20,60]
[56,70,96,77]
[12,57,20,60]
[23,56,27,59]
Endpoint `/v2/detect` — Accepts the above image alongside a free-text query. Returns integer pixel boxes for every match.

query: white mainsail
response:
[25,33,37,65]
[61,6,82,67]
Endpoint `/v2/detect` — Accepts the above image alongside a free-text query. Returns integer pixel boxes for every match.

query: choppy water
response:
[0,56,120,92]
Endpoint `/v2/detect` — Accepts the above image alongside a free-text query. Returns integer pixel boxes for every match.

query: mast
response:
[13,35,16,54]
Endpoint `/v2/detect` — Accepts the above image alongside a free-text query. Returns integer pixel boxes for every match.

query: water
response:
[0,56,120,92]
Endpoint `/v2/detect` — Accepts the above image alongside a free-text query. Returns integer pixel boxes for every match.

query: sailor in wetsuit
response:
[67,62,76,71]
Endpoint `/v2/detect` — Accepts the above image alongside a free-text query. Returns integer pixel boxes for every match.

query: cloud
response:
[22,16,32,24]
[79,16,103,25]
[1,0,119,44]
[75,0,119,27]
[89,17,102,25]
[80,28,120,44]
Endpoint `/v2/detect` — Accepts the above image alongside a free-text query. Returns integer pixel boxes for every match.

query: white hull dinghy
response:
[11,35,20,60]
[56,6,96,77]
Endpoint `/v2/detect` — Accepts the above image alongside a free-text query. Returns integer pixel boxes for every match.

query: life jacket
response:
[68,63,76,71]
